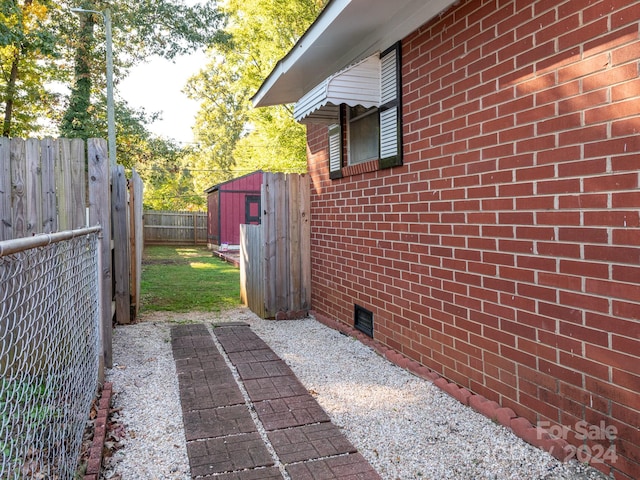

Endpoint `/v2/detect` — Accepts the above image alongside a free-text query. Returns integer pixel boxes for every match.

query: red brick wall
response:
[306,1,640,478]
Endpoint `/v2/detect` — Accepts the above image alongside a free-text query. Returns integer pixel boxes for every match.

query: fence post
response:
[25,138,42,236]
[112,164,131,325]
[88,138,113,369]
[128,169,143,319]
[41,138,57,233]
[288,174,301,310]
[0,137,11,241]
[193,210,197,245]
[240,224,265,318]
[10,138,26,238]
[299,174,311,310]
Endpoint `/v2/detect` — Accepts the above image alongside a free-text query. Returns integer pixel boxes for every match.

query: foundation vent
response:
[354,304,373,337]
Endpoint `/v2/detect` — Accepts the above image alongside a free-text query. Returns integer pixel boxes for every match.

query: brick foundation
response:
[305,1,640,478]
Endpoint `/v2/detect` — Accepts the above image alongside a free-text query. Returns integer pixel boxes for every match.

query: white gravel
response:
[104,307,606,480]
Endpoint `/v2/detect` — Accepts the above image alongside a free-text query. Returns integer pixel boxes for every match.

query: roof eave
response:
[252,0,458,108]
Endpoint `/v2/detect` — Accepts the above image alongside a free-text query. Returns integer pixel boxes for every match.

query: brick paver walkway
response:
[171,323,381,480]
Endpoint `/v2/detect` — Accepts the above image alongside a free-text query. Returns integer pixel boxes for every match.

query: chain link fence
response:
[0,227,102,480]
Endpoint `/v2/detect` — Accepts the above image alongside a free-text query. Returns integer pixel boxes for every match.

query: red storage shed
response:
[205,171,263,249]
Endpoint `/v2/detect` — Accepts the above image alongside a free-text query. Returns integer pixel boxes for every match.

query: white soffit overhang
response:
[293,54,381,124]
[252,0,458,108]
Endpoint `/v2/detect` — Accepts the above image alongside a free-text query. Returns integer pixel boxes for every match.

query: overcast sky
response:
[118,50,207,144]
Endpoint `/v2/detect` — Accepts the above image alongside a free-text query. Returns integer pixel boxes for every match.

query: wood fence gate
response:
[0,137,144,367]
[240,173,311,319]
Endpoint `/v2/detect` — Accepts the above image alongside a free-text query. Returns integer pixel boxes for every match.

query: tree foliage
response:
[1,0,226,211]
[1,0,328,212]
[1,0,62,137]
[60,0,224,141]
[1,1,224,159]
[135,141,207,211]
[185,0,326,188]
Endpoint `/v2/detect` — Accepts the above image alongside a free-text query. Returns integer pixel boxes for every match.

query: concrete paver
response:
[170,323,381,480]
[267,423,357,464]
[243,375,310,402]
[178,383,245,411]
[236,360,294,380]
[186,432,274,476]
[254,395,331,431]
[213,467,284,480]
[285,453,381,480]
[183,405,257,441]
[227,348,281,364]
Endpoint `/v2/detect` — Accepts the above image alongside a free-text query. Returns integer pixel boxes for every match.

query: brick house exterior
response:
[254,1,640,478]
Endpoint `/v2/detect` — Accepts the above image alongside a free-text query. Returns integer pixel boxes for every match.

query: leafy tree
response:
[185,0,327,181]
[138,142,210,211]
[60,0,225,140]
[0,0,62,137]
[59,3,96,138]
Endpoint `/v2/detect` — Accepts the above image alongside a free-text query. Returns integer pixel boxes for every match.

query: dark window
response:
[245,195,261,224]
[348,105,379,165]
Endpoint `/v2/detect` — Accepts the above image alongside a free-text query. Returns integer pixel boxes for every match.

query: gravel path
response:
[104,308,606,480]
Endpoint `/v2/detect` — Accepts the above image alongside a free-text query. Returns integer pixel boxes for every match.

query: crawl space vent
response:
[354,304,373,338]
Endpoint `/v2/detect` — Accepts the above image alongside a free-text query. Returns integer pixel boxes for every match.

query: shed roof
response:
[204,170,263,194]
[252,0,457,108]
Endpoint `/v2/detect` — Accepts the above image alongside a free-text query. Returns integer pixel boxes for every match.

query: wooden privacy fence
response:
[112,165,145,322]
[240,224,264,317]
[240,173,311,319]
[129,171,144,318]
[0,137,145,368]
[144,210,207,245]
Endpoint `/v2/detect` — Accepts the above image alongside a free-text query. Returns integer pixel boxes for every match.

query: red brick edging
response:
[310,311,573,462]
[84,382,113,480]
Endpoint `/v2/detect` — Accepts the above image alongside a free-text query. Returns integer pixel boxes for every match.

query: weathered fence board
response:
[288,175,301,309]
[26,138,42,237]
[0,136,147,369]
[240,224,265,318]
[87,138,113,370]
[70,139,86,228]
[0,138,11,241]
[298,174,312,310]
[129,169,144,319]
[263,175,277,313]
[112,165,130,325]
[143,210,207,245]
[2,137,90,239]
[55,138,86,230]
[10,139,26,238]
[241,173,311,319]
[41,138,57,233]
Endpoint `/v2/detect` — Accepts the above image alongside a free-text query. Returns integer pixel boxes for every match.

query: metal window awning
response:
[293,54,381,124]
[252,0,459,109]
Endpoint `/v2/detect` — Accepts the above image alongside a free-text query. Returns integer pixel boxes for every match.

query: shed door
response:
[245,195,261,225]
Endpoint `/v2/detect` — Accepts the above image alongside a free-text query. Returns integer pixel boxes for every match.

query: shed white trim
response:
[294,54,381,124]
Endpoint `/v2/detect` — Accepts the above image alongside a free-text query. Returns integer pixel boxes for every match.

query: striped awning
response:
[293,54,381,124]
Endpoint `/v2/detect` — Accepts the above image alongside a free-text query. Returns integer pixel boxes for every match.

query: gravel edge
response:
[103,308,607,480]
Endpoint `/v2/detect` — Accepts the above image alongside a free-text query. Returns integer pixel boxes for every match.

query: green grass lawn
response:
[140,245,241,312]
